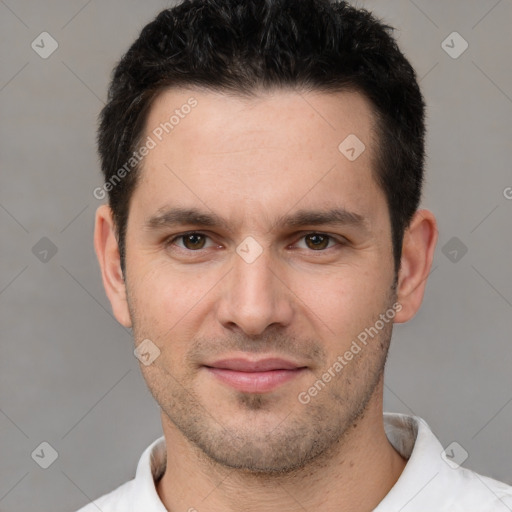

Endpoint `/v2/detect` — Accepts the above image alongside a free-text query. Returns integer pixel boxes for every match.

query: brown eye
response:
[165,231,217,255]
[181,233,207,250]
[304,233,331,250]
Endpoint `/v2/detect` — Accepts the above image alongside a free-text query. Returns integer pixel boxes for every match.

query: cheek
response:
[128,261,218,339]
[132,258,198,304]
[293,268,390,338]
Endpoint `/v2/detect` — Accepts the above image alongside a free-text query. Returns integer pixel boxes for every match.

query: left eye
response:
[295,233,338,251]
[167,232,340,251]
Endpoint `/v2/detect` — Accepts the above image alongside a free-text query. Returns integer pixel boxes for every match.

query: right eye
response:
[165,232,216,251]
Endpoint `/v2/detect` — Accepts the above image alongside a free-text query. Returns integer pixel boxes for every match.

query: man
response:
[78,0,512,510]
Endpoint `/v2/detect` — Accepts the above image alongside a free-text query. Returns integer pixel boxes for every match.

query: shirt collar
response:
[130,412,498,511]
[374,412,456,511]
[131,433,168,511]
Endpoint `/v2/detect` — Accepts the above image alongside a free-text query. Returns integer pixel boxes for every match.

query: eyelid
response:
[292,231,348,248]
[165,230,348,251]
[165,231,217,250]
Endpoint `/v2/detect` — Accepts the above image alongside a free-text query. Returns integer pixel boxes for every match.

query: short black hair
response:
[97,0,426,276]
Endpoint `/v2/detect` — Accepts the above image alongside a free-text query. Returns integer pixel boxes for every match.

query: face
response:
[117,87,401,473]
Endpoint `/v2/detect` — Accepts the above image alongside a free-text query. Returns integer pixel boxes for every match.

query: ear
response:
[394,209,438,323]
[94,204,132,328]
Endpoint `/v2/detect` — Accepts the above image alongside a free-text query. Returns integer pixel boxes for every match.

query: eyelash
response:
[164,231,346,253]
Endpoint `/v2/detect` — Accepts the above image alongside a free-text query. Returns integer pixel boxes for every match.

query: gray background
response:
[1,1,511,511]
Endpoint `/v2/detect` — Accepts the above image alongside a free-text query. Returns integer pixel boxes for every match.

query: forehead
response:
[144,86,377,155]
[132,86,384,230]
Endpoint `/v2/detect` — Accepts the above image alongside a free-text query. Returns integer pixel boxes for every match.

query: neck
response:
[156,380,407,512]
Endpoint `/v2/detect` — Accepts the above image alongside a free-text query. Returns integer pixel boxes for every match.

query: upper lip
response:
[205,357,305,372]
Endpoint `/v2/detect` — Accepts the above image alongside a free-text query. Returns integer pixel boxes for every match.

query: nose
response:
[216,244,294,336]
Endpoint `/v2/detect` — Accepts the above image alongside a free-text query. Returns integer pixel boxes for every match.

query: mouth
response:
[203,357,308,393]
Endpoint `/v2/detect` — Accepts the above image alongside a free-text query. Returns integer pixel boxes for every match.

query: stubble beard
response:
[127,282,396,476]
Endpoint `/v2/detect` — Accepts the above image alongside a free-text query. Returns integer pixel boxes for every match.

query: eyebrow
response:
[144,206,369,234]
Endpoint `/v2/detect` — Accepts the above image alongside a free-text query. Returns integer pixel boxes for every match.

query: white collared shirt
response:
[75,412,512,511]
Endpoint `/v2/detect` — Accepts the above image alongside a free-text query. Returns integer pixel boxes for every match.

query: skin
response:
[95,87,438,512]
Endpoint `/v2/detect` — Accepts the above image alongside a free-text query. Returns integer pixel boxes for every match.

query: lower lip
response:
[205,367,306,393]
